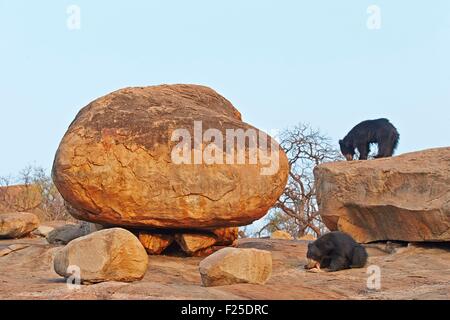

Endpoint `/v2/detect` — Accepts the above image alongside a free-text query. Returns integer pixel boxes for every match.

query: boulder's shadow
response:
[40,278,67,284]
[410,242,450,252]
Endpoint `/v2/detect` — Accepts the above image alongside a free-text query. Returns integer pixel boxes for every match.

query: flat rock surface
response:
[0,238,449,300]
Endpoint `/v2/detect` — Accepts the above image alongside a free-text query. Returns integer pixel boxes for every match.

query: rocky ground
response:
[0,237,449,300]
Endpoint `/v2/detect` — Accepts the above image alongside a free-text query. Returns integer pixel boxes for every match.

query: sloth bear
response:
[305,231,368,272]
[339,118,400,161]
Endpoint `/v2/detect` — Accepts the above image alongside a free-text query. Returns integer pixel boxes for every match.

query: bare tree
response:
[28,166,71,221]
[259,123,342,238]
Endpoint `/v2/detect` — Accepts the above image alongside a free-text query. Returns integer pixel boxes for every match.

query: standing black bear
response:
[305,231,368,272]
[339,118,400,161]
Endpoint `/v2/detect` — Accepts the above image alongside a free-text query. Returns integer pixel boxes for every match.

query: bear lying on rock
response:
[305,231,368,272]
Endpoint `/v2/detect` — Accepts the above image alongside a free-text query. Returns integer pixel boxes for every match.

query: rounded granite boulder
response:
[52,84,289,229]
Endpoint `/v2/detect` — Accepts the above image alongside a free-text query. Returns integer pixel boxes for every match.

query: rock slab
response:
[53,228,148,283]
[314,147,450,243]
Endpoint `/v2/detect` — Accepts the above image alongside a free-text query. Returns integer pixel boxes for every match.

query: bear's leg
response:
[357,143,369,160]
[351,245,368,268]
[385,132,398,157]
[319,257,332,269]
[376,140,391,158]
[376,131,398,158]
[327,255,350,272]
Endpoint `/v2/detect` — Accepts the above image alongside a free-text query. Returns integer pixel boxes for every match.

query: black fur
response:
[307,231,368,272]
[339,118,400,161]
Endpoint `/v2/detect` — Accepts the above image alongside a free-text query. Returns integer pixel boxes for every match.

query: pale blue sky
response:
[1,1,449,177]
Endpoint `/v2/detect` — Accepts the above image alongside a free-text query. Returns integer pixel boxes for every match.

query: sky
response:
[1,0,449,178]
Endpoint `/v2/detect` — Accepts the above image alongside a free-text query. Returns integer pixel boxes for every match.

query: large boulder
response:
[199,247,272,287]
[314,148,450,243]
[0,212,39,239]
[53,228,148,283]
[52,84,288,229]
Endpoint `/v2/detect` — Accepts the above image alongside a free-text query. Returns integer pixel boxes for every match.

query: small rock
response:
[138,232,174,255]
[175,233,217,255]
[210,227,239,246]
[81,221,104,233]
[46,224,86,245]
[46,222,100,245]
[199,247,272,287]
[271,230,293,240]
[32,226,55,237]
[298,234,317,241]
[365,241,408,255]
[53,228,148,284]
[0,212,40,239]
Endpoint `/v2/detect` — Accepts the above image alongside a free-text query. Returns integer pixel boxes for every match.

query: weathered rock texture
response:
[53,228,148,283]
[0,212,39,239]
[52,84,289,230]
[0,244,30,257]
[199,247,272,286]
[314,148,450,243]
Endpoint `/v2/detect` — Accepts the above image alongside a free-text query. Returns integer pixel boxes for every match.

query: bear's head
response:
[306,242,322,262]
[307,239,335,262]
[339,139,354,161]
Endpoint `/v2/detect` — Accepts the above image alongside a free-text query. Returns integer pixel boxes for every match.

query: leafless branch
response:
[259,123,342,238]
